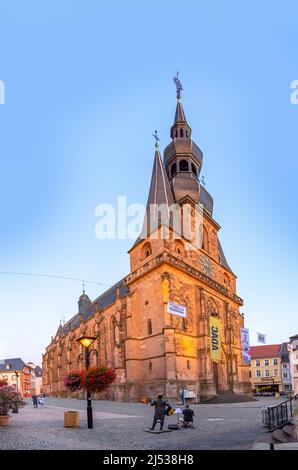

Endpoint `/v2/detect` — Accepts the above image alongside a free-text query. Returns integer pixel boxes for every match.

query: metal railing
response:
[262,394,298,432]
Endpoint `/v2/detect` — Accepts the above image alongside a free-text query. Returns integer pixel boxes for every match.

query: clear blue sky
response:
[0,1,297,365]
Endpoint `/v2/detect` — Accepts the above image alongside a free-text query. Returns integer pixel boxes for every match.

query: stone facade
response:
[42,90,251,402]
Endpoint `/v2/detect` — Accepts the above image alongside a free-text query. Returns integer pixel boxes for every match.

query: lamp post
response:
[77,336,96,429]
[12,371,20,413]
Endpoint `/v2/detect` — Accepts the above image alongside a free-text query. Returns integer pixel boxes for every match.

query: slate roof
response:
[0,358,26,372]
[218,240,233,273]
[34,366,42,377]
[138,146,175,240]
[57,279,129,336]
[250,344,282,359]
[199,186,213,215]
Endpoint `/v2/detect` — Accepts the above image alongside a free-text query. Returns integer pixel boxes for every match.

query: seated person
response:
[182,404,194,427]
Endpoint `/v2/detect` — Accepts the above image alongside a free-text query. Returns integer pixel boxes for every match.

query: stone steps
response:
[257,423,297,446]
[202,390,256,404]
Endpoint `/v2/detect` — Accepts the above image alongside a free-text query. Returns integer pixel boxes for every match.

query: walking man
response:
[150,393,170,431]
[32,394,38,408]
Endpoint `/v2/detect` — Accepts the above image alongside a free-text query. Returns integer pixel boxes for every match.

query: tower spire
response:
[171,72,191,139]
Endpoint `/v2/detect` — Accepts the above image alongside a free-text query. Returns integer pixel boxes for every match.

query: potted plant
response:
[0,385,25,425]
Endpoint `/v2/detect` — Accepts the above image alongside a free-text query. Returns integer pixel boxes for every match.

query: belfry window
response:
[180,128,184,137]
[171,162,177,176]
[142,242,152,259]
[191,163,197,176]
[179,160,189,172]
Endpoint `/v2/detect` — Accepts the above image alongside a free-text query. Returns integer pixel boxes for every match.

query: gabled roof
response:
[0,358,26,372]
[250,344,281,359]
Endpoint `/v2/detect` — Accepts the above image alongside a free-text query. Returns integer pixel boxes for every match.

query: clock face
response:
[199,255,215,278]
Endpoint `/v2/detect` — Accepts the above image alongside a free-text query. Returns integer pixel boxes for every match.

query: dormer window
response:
[6,364,11,370]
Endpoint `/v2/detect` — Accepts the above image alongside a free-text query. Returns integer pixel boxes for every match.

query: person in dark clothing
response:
[150,394,170,431]
[32,395,38,408]
[182,404,194,427]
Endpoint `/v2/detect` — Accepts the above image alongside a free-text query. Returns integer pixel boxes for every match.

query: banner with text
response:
[210,316,221,363]
[167,301,187,318]
[241,327,251,364]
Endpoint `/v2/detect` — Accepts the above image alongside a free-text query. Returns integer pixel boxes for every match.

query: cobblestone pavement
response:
[0,397,280,450]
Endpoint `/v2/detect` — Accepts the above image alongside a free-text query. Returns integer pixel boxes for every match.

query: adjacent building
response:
[250,344,292,395]
[0,358,31,396]
[27,362,43,395]
[289,334,298,395]
[43,83,251,402]
[279,342,292,394]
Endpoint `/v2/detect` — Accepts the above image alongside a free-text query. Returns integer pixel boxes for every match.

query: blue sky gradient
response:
[0,1,297,364]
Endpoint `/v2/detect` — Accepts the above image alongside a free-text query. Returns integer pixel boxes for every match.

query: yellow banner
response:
[210,316,221,362]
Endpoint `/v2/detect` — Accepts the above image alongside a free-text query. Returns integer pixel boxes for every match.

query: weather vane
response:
[152,130,160,147]
[173,70,183,100]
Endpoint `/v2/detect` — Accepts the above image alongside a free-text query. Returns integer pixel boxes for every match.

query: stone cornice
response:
[124,252,243,306]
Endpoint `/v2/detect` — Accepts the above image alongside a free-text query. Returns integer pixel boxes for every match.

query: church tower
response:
[125,75,251,401]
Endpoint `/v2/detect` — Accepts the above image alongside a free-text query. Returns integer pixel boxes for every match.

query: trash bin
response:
[64,411,80,428]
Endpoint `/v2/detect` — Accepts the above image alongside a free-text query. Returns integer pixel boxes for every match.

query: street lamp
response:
[77,336,96,429]
[272,376,275,396]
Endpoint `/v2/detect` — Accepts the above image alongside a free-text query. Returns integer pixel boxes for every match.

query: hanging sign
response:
[210,316,221,362]
[167,301,187,318]
[241,327,251,364]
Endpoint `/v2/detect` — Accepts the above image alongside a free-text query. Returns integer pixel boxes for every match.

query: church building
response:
[42,79,251,401]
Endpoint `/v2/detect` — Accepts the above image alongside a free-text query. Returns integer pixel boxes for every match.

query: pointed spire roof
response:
[170,98,192,139]
[147,144,175,208]
[137,143,175,240]
[174,99,187,123]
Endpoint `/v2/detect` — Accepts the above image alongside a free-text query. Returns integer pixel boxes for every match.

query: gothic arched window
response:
[141,242,152,259]
[179,160,189,172]
[180,128,184,137]
[202,226,209,252]
[223,273,230,287]
[110,315,117,349]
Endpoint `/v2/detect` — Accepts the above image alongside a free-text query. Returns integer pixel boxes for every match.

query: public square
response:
[0,397,279,450]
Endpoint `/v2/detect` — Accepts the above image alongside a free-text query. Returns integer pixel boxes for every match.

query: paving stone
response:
[0,396,277,450]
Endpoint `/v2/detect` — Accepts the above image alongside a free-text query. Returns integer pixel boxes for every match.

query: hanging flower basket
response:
[83,366,116,393]
[64,371,84,392]
[85,366,116,393]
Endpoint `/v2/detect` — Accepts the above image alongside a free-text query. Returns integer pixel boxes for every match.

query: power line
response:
[0,271,110,287]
